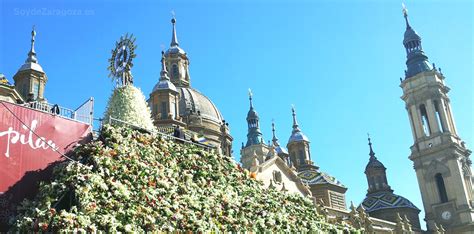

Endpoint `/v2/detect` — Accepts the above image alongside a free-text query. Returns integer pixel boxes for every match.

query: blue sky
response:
[1,0,472,228]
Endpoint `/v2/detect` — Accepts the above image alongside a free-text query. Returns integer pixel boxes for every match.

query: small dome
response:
[165,45,186,56]
[152,79,177,92]
[289,131,309,143]
[298,168,345,187]
[365,157,386,171]
[177,87,224,124]
[361,191,420,213]
[18,62,44,73]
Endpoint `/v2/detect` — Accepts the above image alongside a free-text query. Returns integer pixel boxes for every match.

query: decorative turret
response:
[271,120,289,161]
[164,16,191,87]
[287,106,313,170]
[246,89,264,147]
[14,26,47,102]
[364,135,393,194]
[402,4,432,78]
[149,51,182,126]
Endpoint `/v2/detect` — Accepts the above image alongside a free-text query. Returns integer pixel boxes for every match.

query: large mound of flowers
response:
[104,85,154,130]
[12,125,359,232]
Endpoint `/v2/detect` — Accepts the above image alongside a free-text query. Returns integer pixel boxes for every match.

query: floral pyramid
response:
[12,125,360,232]
[104,85,154,130]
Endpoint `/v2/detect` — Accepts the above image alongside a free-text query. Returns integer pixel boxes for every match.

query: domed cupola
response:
[245,89,264,147]
[287,106,313,171]
[402,5,432,78]
[152,51,177,92]
[13,26,48,102]
[288,106,309,143]
[364,135,392,194]
[360,135,421,229]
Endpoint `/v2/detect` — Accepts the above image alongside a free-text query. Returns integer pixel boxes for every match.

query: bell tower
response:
[399,6,473,232]
[13,26,47,102]
[149,51,183,127]
[240,90,270,169]
[287,106,315,171]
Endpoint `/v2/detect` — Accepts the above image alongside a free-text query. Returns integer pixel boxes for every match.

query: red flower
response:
[41,223,48,231]
[49,208,56,216]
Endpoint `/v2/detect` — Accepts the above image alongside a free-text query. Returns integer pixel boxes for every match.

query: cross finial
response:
[26,25,38,63]
[367,133,376,159]
[170,11,179,46]
[402,3,411,28]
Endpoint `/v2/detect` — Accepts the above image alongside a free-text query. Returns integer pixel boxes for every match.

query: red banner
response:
[0,101,92,229]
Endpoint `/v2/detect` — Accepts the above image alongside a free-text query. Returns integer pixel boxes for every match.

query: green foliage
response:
[13,125,360,233]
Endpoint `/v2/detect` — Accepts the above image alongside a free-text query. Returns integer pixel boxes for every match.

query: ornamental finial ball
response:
[171,18,176,24]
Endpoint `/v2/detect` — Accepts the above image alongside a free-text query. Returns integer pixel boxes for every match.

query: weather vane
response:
[108,33,137,87]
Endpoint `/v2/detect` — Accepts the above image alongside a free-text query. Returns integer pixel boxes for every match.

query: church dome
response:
[361,191,419,213]
[289,131,309,143]
[177,87,224,124]
[365,157,386,171]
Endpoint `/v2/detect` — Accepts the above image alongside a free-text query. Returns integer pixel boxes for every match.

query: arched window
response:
[433,100,445,132]
[161,102,167,120]
[435,173,448,203]
[299,150,305,164]
[419,104,431,136]
[172,64,179,79]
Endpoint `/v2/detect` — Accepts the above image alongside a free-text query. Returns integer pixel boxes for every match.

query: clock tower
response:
[399,6,474,233]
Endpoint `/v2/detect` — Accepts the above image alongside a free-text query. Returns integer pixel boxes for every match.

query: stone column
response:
[425,99,441,133]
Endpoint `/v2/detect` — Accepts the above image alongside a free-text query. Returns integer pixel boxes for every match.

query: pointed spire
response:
[291,105,300,132]
[272,120,279,144]
[160,51,170,80]
[26,25,38,63]
[248,88,253,109]
[402,3,411,29]
[367,133,376,159]
[170,16,179,47]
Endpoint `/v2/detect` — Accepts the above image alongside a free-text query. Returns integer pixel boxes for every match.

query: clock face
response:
[441,211,452,220]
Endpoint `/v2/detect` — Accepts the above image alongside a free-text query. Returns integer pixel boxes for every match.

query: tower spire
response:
[245,89,264,146]
[401,4,432,78]
[291,105,300,132]
[160,51,170,80]
[368,133,376,159]
[170,16,179,47]
[272,120,278,144]
[26,25,38,63]
[248,88,253,109]
[402,3,411,29]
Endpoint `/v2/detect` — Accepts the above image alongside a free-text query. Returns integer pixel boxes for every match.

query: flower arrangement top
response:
[107,33,136,87]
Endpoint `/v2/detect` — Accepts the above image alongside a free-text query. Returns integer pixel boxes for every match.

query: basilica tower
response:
[287,106,314,171]
[13,27,47,102]
[399,7,473,232]
[240,91,270,169]
[164,17,191,87]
